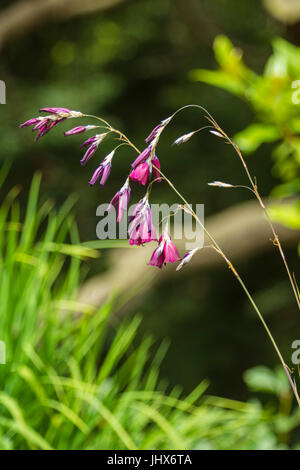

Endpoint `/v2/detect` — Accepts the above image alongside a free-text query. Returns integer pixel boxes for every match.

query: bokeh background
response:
[0,0,300,450]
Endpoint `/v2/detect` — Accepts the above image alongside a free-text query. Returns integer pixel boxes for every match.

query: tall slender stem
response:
[85,110,300,406]
[154,166,300,407]
[212,121,300,311]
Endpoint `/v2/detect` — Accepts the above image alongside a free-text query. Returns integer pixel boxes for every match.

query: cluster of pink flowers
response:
[19,107,83,142]
[20,108,194,269]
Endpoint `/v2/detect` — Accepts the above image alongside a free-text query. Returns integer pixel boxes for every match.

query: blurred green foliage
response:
[190,34,300,231]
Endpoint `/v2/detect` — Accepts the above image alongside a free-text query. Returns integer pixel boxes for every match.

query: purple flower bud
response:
[100,163,111,186]
[34,118,66,142]
[65,125,97,137]
[20,110,67,142]
[32,119,49,131]
[145,116,172,144]
[89,164,104,185]
[145,124,163,144]
[81,144,98,166]
[80,134,107,165]
[80,136,97,148]
[131,146,152,169]
[34,125,48,142]
[108,180,131,222]
[19,118,41,128]
[117,185,131,222]
[88,151,114,185]
[39,107,71,115]
[64,126,86,136]
[108,192,120,212]
[151,155,161,182]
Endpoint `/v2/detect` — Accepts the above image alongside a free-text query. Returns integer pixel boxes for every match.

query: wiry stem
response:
[153,165,300,408]
[85,109,300,407]
[208,116,300,311]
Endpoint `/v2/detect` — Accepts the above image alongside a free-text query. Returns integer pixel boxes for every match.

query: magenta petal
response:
[33,119,48,131]
[131,147,151,169]
[80,136,97,148]
[148,244,165,268]
[64,126,86,136]
[19,118,40,128]
[163,240,180,263]
[39,107,71,115]
[108,192,120,212]
[130,162,149,186]
[89,165,103,185]
[145,124,162,144]
[128,198,144,222]
[34,125,49,142]
[81,144,97,166]
[100,163,111,186]
[152,155,161,182]
[117,188,130,223]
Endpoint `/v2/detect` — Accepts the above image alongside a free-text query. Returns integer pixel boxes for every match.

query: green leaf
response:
[82,239,131,249]
[189,69,246,96]
[244,366,282,395]
[234,123,280,153]
[268,201,300,230]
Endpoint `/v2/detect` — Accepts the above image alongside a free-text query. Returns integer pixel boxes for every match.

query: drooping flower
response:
[145,116,172,144]
[19,118,43,128]
[149,231,180,269]
[128,196,147,223]
[145,124,163,144]
[80,136,98,148]
[176,247,200,271]
[108,178,131,223]
[128,197,157,246]
[129,160,150,186]
[130,155,161,186]
[131,145,152,169]
[19,107,83,142]
[80,133,107,166]
[88,150,114,186]
[64,125,97,136]
[152,155,161,182]
[19,115,66,142]
[39,107,83,118]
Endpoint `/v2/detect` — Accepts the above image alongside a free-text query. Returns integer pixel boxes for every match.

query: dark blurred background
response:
[1,0,299,399]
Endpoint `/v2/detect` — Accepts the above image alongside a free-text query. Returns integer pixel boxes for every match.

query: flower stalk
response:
[19,103,300,406]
